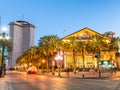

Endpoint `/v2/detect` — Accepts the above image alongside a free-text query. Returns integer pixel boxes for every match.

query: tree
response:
[78,41,86,71]
[109,37,120,68]
[90,35,104,77]
[27,46,38,66]
[63,36,79,74]
[38,35,62,74]
[110,37,120,53]
[16,46,39,71]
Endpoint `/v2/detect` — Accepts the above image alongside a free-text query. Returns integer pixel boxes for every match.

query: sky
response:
[0,0,120,46]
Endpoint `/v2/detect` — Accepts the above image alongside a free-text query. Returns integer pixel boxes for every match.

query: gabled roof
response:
[61,27,111,41]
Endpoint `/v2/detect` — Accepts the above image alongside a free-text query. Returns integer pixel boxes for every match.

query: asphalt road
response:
[7,71,120,90]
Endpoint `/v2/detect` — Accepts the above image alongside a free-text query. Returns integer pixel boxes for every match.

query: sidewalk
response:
[39,71,115,79]
[0,76,9,90]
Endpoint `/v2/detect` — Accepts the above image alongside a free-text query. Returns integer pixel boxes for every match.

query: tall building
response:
[8,20,35,67]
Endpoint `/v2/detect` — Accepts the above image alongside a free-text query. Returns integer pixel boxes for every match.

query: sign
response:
[99,60,110,65]
[0,46,8,55]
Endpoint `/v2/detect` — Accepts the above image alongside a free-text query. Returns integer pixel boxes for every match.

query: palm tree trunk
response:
[52,56,55,75]
[81,44,85,78]
[82,44,85,69]
[73,49,76,74]
[47,57,49,72]
[97,48,101,77]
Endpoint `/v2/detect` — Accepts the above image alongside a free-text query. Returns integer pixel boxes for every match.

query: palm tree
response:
[63,36,79,74]
[38,44,50,71]
[16,46,38,70]
[109,37,120,68]
[38,35,62,74]
[90,35,104,77]
[0,39,13,53]
[27,46,38,66]
[38,35,53,72]
[78,41,86,71]
[112,37,120,54]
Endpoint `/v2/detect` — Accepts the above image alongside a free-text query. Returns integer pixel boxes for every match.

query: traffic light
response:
[95,54,100,58]
[95,55,98,58]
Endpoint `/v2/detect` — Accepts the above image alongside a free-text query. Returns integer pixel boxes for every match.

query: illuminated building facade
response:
[62,27,120,70]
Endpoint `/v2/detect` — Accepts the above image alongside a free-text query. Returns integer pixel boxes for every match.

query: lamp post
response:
[95,48,101,77]
[0,27,9,77]
[55,51,63,77]
[52,60,55,75]
[81,43,85,78]
[42,59,45,74]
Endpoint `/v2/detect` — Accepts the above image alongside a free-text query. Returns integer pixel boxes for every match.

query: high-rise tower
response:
[8,20,35,67]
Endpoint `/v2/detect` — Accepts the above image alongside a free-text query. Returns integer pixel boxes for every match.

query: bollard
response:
[82,74,84,78]
[52,72,55,75]
[67,72,69,77]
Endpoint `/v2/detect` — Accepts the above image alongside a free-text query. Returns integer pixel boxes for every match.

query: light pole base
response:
[58,73,60,77]
[98,70,101,77]
[52,72,55,75]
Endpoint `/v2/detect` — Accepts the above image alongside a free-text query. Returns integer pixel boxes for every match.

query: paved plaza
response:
[0,76,9,90]
[39,71,119,79]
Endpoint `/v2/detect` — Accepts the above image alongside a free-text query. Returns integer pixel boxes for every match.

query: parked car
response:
[27,67,37,74]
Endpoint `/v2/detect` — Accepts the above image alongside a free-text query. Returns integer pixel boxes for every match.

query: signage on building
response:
[99,60,110,65]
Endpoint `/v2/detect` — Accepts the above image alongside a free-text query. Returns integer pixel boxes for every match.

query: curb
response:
[37,73,110,80]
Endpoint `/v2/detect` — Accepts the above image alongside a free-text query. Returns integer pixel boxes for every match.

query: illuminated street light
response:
[29,63,32,66]
[42,59,45,63]
[0,27,10,77]
[2,27,7,32]
[42,59,45,74]
[55,51,63,77]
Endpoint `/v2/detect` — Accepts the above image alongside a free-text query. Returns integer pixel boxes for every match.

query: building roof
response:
[9,20,35,28]
[61,27,111,41]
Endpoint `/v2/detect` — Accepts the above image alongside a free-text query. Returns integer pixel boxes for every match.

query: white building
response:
[103,31,116,38]
[8,20,35,67]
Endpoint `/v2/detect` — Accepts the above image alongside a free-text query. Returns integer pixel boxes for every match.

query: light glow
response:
[2,27,7,32]
[6,36,10,40]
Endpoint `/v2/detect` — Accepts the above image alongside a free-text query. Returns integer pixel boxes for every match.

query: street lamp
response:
[55,51,63,77]
[42,59,45,74]
[95,48,101,77]
[52,60,55,75]
[81,43,85,78]
[0,27,10,77]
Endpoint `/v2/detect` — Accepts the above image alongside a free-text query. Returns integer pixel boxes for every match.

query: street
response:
[6,71,120,90]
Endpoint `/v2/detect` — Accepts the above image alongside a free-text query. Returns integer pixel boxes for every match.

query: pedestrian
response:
[82,69,85,78]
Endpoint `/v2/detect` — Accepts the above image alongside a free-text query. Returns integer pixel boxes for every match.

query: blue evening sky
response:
[0,0,120,46]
